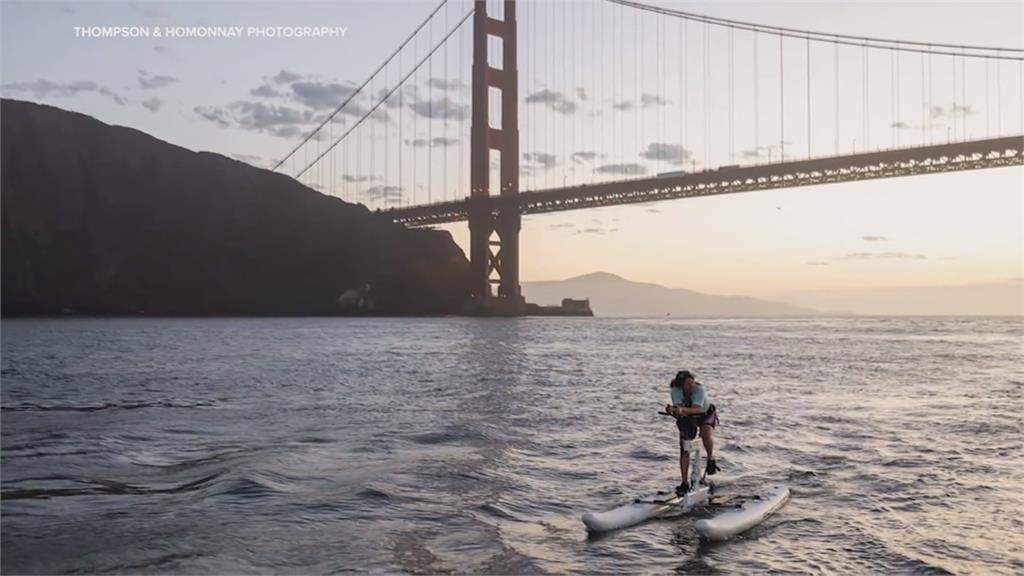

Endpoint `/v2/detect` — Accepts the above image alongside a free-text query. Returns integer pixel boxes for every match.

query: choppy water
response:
[2,317,1022,574]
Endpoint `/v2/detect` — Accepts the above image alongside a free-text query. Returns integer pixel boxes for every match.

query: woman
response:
[666,370,720,494]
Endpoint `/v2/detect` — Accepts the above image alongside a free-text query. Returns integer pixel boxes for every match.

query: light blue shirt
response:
[671,385,710,413]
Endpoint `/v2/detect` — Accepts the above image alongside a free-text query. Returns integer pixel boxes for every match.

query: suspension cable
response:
[602,0,1024,58]
[291,8,473,180]
[274,0,451,172]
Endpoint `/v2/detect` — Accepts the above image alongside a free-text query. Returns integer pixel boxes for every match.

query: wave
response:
[1,400,216,412]
[1,472,221,500]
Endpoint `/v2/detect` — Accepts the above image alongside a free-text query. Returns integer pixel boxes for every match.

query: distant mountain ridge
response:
[522,272,818,317]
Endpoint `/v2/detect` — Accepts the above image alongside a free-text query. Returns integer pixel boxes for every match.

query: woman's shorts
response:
[677,403,718,444]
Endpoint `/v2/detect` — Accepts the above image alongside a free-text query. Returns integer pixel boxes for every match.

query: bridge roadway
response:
[385,135,1024,227]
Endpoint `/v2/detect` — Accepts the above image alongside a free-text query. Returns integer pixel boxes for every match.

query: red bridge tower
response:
[468,0,523,315]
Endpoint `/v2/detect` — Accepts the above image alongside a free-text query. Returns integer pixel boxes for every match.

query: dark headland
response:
[1,99,470,316]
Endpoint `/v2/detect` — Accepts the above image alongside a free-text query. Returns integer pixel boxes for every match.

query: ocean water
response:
[1,316,1022,574]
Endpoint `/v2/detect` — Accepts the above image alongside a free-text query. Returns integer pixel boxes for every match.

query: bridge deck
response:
[384,135,1024,227]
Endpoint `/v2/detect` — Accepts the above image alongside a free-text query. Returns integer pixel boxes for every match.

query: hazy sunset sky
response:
[2,0,1022,307]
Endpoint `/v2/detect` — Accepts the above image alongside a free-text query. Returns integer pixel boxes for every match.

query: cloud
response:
[342,174,381,183]
[523,152,558,169]
[839,252,927,261]
[953,103,975,116]
[405,137,459,147]
[251,83,281,98]
[807,261,830,266]
[373,86,413,109]
[291,81,359,110]
[231,101,307,131]
[571,151,604,164]
[409,97,468,120]
[596,163,648,175]
[641,93,670,107]
[2,79,126,105]
[862,235,888,242]
[141,97,164,112]
[740,143,787,159]
[426,78,465,91]
[137,70,178,90]
[194,105,231,127]
[612,100,634,111]
[525,89,577,114]
[273,70,303,85]
[363,185,404,202]
[195,101,321,138]
[930,102,976,119]
[640,142,690,165]
[270,125,304,138]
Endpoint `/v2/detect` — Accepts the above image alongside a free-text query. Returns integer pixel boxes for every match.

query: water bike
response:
[581,411,789,540]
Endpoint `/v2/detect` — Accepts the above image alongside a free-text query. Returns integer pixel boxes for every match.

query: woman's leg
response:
[700,424,714,460]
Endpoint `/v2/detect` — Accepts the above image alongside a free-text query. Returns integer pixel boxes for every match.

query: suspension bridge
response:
[273,0,1024,315]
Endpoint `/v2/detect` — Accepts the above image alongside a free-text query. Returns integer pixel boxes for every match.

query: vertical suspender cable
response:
[570,0,574,185]
[864,43,869,150]
[921,52,925,145]
[896,48,901,147]
[565,0,570,185]
[730,27,734,161]
[835,41,839,154]
[330,103,334,197]
[443,4,448,200]
[951,54,956,141]
[459,0,464,196]
[550,0,555,186]
[928,50,933,143]
[961,51,966,138]
[706,22,711,167]
[997,50,1002,135]
[985,57,990,136]
[890,48,895,148]
[637,8,641,176]
[399,43,404,205]
[428,16,432,203]
[370,77,375,207]
[779,33,784,162]
[806,35,811,158]
[410,31,416,205]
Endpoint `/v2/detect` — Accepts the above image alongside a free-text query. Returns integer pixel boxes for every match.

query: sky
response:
[2,0,1022,311]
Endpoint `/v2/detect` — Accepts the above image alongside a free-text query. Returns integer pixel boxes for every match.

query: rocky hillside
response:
[1,99,469,315]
